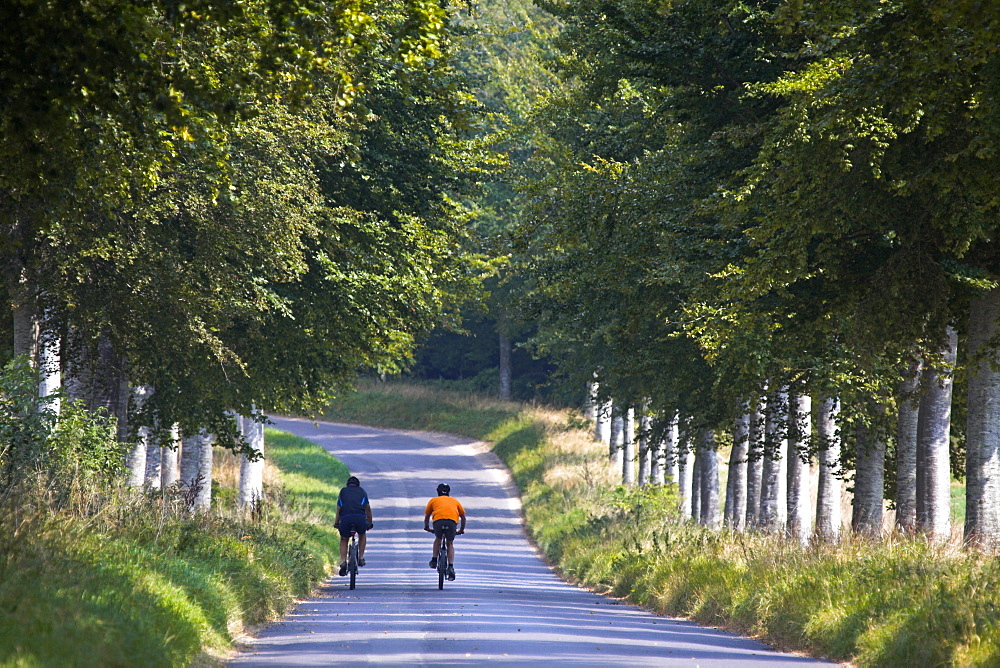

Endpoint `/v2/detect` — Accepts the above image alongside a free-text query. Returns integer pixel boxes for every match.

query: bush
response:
[0,427,345,666]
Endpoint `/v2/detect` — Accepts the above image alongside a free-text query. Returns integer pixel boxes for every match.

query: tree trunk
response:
[759,388,788,533]
[144,434,162,490]
[498,328,513,401]
[691,444,702,522]
[663,412,679,486]
[37,310,61,415]
[786,392,812,544]
[595,396,612,446]
[638,410,652,486]
[181,431,214,511]
[917,326,957,542]
[610,410,624,472]
[125,386,152,487]
[852,420,885,536]
[126,426,149,488]
[180,432,201,488]
[699,429,719,528]
[585,379,598,422]
[745,396,765,529]
[194,433,214,512]
[966,287,1000,547]
[238,412,266,511]
[160,424,181,487]
[12,276,39,363]
[815,395,842,542]
[622,406,636,485]
[64,329,129,441]
[725,411,749,532]
[896,358,922,533]
[678,427,694,518]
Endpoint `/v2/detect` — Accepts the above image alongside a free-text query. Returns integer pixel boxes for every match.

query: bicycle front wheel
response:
[348,540,358,590]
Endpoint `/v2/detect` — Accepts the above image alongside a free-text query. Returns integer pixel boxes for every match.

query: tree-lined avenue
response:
[228,417,832,666]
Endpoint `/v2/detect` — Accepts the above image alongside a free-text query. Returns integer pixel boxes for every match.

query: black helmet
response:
[436,483,450,495]
[347,476,360,487]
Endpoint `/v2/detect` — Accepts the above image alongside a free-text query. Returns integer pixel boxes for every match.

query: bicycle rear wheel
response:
[437,545,447,590]
[348,537,359,590]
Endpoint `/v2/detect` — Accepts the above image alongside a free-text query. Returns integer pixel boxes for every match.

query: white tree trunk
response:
[144,433,162,490]
[852,420,885,536]
[181,431,214,511]
[745,396,766,529]
[12,275,39,363]
[585,379,598,422]
[638,410,652,486]
[786,392,812,544]
[966,287,1000,547]
[916,326,957,542]
[610,410,624,472]
[126,426,149,488]
[699,429,719,528]
[663,412,679,486]
[896,359,922,533]
[622,406,636,485]
[238,412,266,510]
[194,433,214,511]
[759,388,788,533]
[725,411,749,532]
[37,312,61,416]
[160,424,181,488]
[678,427,695,518]
[595,397,612,446]
[815,395,842,542]
[498,328,513,401]
[691,445,702,522]
[180,432,201,488]
[125,386,153,487]
[64,329,130,441]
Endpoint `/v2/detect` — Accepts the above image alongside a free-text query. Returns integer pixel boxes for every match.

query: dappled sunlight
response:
[230,417,831,666]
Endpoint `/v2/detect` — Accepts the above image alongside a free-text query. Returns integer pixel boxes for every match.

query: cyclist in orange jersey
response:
[423,483,466,581]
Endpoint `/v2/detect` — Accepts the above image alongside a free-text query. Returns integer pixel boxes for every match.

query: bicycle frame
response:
[347,531,360,590]
[436,538,449,590]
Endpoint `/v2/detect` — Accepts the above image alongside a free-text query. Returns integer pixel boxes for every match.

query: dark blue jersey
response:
[337,485,370,515]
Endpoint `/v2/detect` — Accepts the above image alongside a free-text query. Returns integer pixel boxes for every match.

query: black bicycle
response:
[347,530,360,590]
[435,537,449,590]
[426,527,462,589]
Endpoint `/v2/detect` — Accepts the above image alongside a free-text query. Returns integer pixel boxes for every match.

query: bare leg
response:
[432,535,442,558]
[339,537,349,564]
[359,533,367,558]
[447,538,455,565]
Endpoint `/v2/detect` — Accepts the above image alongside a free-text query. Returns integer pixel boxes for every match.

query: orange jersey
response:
[424,496,465,523]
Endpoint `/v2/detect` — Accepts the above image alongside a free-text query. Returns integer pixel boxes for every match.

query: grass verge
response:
[0,428,348,667]
[324,380,1000,667]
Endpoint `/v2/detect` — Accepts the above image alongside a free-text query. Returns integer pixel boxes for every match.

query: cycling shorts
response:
[432,518,458,540]
[338,513,369,538]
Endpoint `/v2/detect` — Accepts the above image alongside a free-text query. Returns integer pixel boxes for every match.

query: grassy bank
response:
[325,381,1000,667]
[0,429,348,667]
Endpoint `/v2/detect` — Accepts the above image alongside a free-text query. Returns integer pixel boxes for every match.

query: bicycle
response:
[347,530,360,590]
[435,538,449,590]
[426,526,462,589]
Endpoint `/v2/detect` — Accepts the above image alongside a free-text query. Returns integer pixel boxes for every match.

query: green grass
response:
[324,380,1000,667]
[0,429,348,667]
[323,380,525,440]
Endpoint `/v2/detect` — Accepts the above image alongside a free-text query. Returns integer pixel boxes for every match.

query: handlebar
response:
[424,527,466,534]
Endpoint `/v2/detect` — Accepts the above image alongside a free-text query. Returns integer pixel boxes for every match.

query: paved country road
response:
[229,416,836,667]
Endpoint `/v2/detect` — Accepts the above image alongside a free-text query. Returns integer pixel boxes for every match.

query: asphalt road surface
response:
[229,416,835,667]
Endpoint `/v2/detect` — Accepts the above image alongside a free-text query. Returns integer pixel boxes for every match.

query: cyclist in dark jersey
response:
[334,476,373,576]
